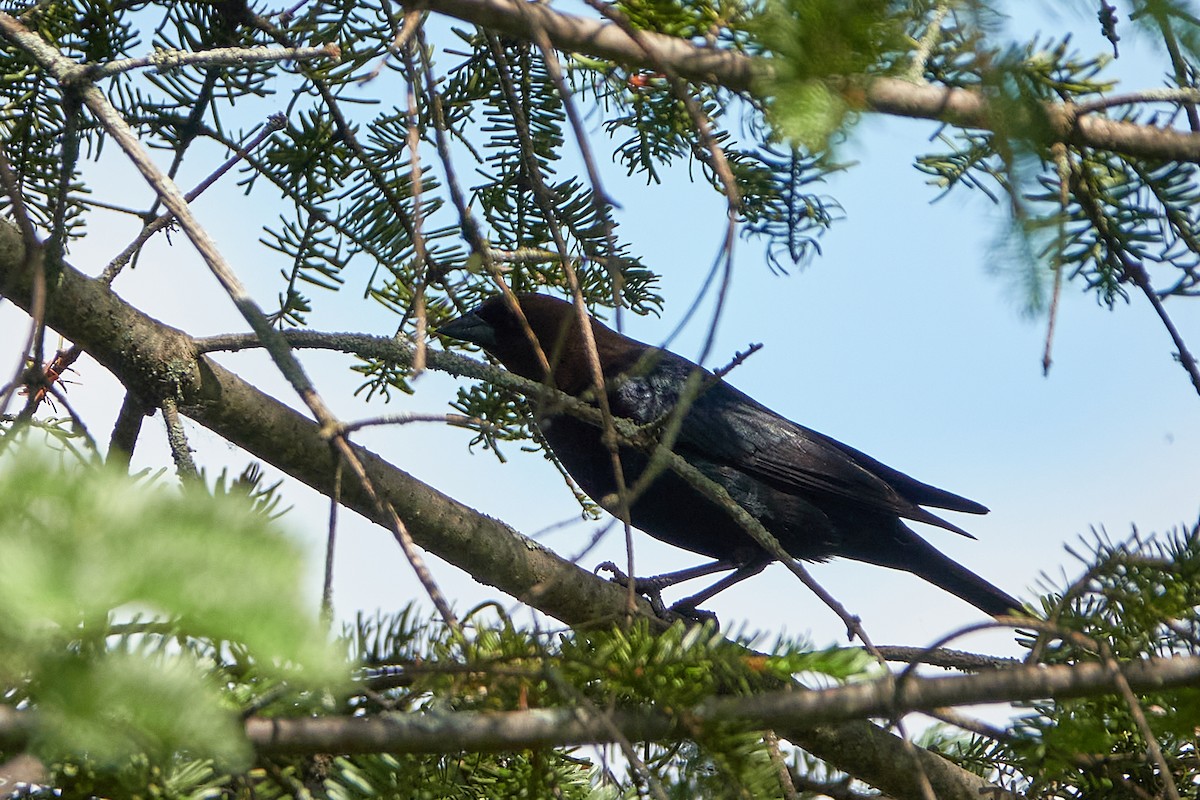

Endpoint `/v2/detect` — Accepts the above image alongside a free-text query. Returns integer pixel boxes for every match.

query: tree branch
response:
[408,0,1200,163]
[2,652,1195,790]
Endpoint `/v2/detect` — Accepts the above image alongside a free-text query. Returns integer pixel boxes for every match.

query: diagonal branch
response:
[0,221,643,629]
[0,10,461,630]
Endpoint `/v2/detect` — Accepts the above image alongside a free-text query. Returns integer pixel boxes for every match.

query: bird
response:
[439,292,1021,617]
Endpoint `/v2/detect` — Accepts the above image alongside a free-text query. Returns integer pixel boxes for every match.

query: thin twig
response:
[247,11,432,273]
[339,411,488,434]
[926,706,1014,743]
[417,30,491,268]
[1066,153,1200,395]
[400,31,431,375]
[0,147,45,419]
[578,0,740,363]
[1075,87,1200,115]
[77,42,340,81]
[764,730,799,800]
[323,458,342,624]
[906,1,950,83]
[100,114,288,284]
[45,92,80,273]
[544,669,670,800]
[1152,13,1200,132]
[518,5,625,309]
[711,342,762,380]
[38,382,100,457]
[1096,639,1180,800]
[872,646,1019,672]
[1043,142,1069,376]
[358,2,424,84]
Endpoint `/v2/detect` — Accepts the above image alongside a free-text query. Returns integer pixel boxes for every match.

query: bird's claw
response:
[594,560,624,580]
[596,562,667,610]
[596,562,714,623]
[594,562,671,592]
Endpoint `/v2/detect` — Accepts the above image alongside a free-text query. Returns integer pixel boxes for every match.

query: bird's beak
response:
[437,310,497,348]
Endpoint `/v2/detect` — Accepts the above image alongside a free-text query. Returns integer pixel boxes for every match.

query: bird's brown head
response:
[439,293,615,393]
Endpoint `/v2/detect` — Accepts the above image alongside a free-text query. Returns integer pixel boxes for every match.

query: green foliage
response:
[917,30,1200,314]
[323,751,597,800]
[5,451,1200,800]
[733,144,843,273]
[749,0,906,151]
[343,608,873,799]
[0,454,348,777]
[955,521,1200,798]
[204,461,290,521]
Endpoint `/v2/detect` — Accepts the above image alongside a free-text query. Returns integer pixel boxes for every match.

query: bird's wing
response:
[611,357,982,536]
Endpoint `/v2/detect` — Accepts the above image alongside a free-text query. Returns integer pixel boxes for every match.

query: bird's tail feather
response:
[854,523,1021,618]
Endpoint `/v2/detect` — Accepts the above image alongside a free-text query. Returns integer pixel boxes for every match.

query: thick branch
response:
[0,223,643,628]
[864,79,1200,163]
[415,0,755,89]
[410,0,1200,163]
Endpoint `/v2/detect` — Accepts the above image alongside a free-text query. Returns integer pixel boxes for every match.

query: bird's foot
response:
[594,561,674,593]
[594,563,720,628]
[595,561,669,612]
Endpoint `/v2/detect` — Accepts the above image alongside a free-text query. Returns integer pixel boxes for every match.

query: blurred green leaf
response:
[0,453,348,768]
[749,0,904,150]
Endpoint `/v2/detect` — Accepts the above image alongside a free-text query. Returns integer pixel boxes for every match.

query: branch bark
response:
[410,0,1200,163]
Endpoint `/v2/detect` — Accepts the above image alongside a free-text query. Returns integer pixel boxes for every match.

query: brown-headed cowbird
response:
[440,293,1020,617]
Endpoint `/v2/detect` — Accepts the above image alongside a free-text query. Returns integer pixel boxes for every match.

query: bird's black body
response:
[440,293,1020,617]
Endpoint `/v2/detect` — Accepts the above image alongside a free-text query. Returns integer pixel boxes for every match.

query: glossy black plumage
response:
[440,293,1020,616]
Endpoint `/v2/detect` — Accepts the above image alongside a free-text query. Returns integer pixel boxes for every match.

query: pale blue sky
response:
[2,2,1197,659]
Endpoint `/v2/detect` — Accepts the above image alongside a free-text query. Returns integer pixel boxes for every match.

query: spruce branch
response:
[406,0,1200,163]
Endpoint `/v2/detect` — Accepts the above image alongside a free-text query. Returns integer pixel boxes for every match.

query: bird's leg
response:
[595,559,737,620]
[668,560,770,616]
[595,561,665,615]
[595,559,737,594]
